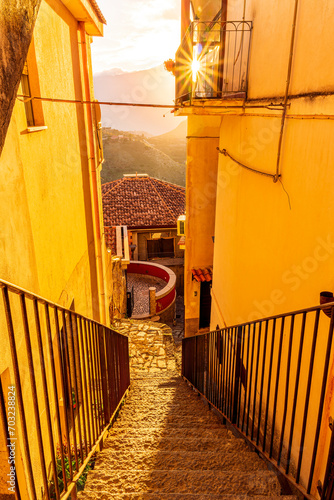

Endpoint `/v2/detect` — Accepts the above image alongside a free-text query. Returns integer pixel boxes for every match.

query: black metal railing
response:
[182,303,334,499]
[0,279,130,500]
[175,20,252,105]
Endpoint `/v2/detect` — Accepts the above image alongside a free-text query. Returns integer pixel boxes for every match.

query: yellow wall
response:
[0,0,108,321]
[184,116,220,336]
[191,0,221,20]
[0,1,123,497]
[209,0,334,328]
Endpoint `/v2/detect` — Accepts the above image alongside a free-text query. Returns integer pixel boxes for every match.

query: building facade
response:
[0,1,127,497]
[0,0,113,323]
[102,174,185,295]
[175,0,334,496]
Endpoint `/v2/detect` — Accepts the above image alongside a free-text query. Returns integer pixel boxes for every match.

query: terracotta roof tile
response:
[192,268,213,282]
[89,0,107,24]
[104,226,117,254]
[102,176,185,229]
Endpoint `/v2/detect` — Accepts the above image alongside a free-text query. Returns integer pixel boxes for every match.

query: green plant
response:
[49,440,96,498]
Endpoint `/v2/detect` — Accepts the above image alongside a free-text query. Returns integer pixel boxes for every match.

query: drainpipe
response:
[181,0,191,39]
[78,22,106,324]
[217,0,228,95]
[274,0,299,182]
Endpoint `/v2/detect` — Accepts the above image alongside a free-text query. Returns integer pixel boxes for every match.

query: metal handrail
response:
[175,20,252,105]
[182,302,334,499]
[0,279,130,500]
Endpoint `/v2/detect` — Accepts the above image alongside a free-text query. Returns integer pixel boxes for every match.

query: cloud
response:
[91,0,181,73]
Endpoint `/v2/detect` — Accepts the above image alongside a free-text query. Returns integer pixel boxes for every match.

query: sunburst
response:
[175,22,223,100]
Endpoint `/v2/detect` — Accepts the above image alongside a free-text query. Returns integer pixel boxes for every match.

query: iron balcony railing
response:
[0,279,130,500]
[175,20,252,105]
[182,302,334,500]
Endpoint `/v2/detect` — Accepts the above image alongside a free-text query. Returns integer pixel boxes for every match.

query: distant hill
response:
[94,65,186,136]
[101,127,186,187]
[147,121,187,164]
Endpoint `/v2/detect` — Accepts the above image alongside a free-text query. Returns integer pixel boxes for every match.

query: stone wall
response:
[107,259,127,321]
[112,319,179,374]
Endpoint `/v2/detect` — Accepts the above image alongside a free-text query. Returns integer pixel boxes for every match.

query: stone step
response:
[120,400,210,411]
[93,449,270,472]
[117,409,220,422]
[104,436,242,452]
[127,393,198,399]
[117,411,219,422]
[107,425,234,441]
[81,470,282,497]
[131,373,180,379]
[111,418,227,429]
[129,382,197,388]
[128,384,191,391]
[124,394,208,404]
[80,495,297,500]
[105,437,247,455]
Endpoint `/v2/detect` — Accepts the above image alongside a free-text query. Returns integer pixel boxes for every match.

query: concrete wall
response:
[184,116,220,337]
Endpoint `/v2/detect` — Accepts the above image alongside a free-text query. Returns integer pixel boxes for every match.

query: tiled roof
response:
[104,226,116,254]
[89,0,107,24]
[102,175,185,229]
[192,268,213,282]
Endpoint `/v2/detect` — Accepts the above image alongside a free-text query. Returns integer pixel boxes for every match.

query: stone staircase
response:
[79,322,299,499]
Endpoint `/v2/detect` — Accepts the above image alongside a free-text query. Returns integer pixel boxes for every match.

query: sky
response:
[91,0,181,74]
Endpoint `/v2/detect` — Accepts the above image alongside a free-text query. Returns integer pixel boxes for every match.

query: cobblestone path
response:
[127,273,166,316]
[79,323,298,499]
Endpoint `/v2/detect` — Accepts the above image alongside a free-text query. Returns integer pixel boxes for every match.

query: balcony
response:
[175,21,252,106]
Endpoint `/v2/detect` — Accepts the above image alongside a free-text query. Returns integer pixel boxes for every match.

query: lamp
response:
[320,291,334,318]
[130,244,137,260]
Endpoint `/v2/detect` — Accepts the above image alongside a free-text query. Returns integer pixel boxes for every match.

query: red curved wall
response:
[127,262,175,313]
[127,262,169,282]
[157,288,176,312]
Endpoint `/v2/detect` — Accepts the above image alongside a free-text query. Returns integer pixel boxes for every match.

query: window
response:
[20,38,45,129]
[147,237,174,259]
[94,101,104,164]
[21,62,35,127]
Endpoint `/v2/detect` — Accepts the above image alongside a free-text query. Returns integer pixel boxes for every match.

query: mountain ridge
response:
[94,65,185,136]
[101,126,186,187]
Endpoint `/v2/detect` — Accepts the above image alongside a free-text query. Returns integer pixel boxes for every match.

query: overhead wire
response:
[16,94,288,111]
[217,147,277,179]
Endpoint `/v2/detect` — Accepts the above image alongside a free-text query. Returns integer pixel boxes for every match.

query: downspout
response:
[274,0,299,182]
[217,0,228,95]
[78,21,106,324]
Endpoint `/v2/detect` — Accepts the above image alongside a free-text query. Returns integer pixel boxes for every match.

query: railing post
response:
[204,333,209,398]
[98,325,109,425]
[149,287,156,316]
[320,418,334,499]
[232,325,243,424]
